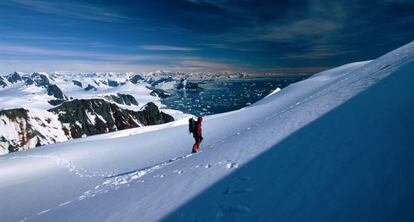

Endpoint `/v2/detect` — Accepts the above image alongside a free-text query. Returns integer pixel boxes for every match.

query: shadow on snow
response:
[162,63,414,221]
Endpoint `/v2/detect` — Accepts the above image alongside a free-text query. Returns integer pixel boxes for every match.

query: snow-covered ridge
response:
[0,99,175,154]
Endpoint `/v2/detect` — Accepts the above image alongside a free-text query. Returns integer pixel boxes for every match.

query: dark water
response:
[162,75,311,116]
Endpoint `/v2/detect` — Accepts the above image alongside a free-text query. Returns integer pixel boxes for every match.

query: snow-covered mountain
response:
[0,41,413,222]
[0,71,200,110]
[0,71,196,154]
[0,100,174,154]
[0,108,68,154]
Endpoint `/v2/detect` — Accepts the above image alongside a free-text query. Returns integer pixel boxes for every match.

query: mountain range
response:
[0,71,199,154]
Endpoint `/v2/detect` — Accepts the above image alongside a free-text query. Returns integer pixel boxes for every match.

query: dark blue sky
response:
[0,0,413,73]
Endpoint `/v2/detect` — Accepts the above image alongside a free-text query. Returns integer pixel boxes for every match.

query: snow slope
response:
[0,41,413,222]
[166,56,414,222]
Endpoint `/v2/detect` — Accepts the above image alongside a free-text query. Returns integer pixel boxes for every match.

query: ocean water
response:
[162,75,311,116]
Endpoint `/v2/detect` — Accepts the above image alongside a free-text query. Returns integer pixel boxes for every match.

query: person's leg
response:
[192,136,198,153]
[197,137,202,147]
[192,144,198,153]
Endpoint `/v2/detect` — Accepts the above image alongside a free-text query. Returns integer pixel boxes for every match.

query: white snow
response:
[53,75,161,110]
[0,114,23,149]
[0,41,413,222]
[26,108,68,144]
[0,72,185,120]
[0,83,55,110]
[264,87,281,98]
[85,110,97,125]
[0,108,68,153]
[154,81,176,91]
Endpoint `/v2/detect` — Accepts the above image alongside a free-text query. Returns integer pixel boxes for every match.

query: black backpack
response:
[188,118,197,134]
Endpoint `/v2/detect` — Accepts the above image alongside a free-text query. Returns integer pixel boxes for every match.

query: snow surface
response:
[0,41,413,222]
[0,83,55,110]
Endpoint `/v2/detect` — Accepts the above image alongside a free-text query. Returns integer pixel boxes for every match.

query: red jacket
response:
[196,122,202,136]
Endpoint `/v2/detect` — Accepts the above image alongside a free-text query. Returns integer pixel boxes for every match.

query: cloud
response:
[281,44,358,60]
[0,44,166,62]
[259,19,341,42]
[1,0,412,73]
[0,44,239,73]
[186,0,229,8]
[0,43,335,74]
[0,0,130,22]
[176,58,235,72]
[0,59,167,73]
[0,32,119,50]
[263,66,332,74]
[139,45,199,51]
[377,0,414,6]
[200,43,261,52]
[195,0,373,64]
[0,58,237,73]
[0,33,78,42]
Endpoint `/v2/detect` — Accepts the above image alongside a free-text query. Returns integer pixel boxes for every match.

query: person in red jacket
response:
[192,117,203,153]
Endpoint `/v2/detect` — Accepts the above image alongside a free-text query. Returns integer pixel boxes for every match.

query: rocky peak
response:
[130,74,144,84]
[22,76,34,85]
[31,72,51,87]
[0,76,7,88]
[137,102,174,125]
[103,93,139,106]
[150,89,172,98]
[47,84,66,100]
[72,80,82,88]
[7,72,22,83]
[107,79,119,87]
[49,99,173,138]
[84,84,97,91]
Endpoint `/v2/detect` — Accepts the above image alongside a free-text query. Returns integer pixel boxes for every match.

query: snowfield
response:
[1,41,414,222]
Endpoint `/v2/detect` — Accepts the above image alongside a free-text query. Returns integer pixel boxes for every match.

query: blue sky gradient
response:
[0,0,413,73]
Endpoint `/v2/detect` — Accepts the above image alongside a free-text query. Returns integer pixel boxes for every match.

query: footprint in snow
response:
[226,162,238,169]
[173,170,184,174]
[154,174,166,178]
[58,201,71,207]
[37,209,51,215]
